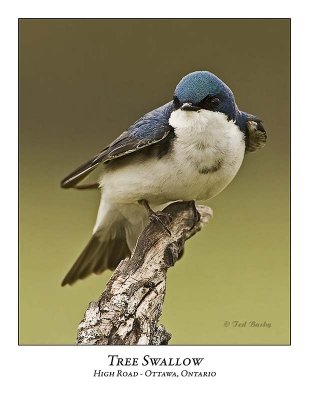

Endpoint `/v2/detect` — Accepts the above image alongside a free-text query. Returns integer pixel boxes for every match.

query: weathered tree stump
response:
[76,201,213,345]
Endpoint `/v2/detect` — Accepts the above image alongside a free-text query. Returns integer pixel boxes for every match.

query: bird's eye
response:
[210,97,220,108]
[173,96,181,109]
[198,95,221,110]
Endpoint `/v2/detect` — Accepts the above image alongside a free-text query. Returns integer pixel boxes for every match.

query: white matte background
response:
[1,1,306,399]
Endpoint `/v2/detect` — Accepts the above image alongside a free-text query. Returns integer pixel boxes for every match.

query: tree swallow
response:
[61,71,267,286]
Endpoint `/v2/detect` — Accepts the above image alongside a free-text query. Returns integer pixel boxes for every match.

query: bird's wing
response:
[60,102,174,189]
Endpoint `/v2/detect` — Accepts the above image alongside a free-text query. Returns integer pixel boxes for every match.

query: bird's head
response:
[172,71,266,146]
[174,71,237,121]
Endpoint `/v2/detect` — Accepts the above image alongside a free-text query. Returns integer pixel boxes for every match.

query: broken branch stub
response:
[76,201,212,345]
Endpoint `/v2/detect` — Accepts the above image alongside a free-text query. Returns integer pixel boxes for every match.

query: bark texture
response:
[76,201,212,345]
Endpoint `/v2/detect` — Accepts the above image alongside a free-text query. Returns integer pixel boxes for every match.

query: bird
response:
[61,70,267,286]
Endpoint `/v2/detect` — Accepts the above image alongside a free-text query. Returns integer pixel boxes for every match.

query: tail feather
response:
[61,227,130,286]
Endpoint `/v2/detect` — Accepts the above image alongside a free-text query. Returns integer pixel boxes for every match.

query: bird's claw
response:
[149,211,172,235]
[138,199,172,235]
[188,200,200,223]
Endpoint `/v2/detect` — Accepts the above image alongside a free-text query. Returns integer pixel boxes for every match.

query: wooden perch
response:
[76,201,213,345]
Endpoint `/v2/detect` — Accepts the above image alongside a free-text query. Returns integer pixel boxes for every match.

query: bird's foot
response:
[138,199,172,235]
[188,200,200,223]
[149,211,172,235]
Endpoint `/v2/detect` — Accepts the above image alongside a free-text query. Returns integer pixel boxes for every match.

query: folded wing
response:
[61,101,174,189]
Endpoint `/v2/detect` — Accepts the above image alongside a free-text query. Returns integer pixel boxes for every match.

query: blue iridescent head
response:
[174,71,238,121]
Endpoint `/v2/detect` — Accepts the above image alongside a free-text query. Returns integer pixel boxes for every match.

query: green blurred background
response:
[19,19,290,345]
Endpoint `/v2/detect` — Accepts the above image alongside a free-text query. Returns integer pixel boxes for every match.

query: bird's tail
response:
[61,222,131,286]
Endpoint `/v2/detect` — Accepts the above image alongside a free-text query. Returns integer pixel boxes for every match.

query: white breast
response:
[100,109,245,206]
[168,109,246,200]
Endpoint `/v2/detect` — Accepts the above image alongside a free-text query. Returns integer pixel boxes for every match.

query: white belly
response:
[100,109,245,206]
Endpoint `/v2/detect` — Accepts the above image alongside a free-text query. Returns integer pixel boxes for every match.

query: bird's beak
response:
[181,102,201,112]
